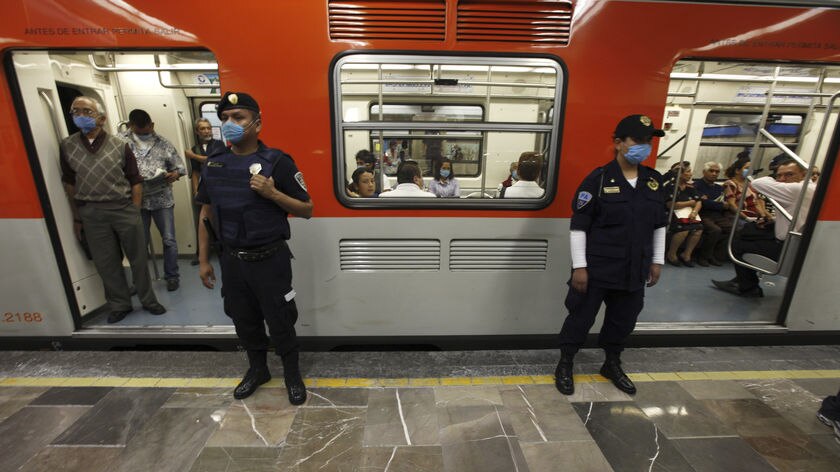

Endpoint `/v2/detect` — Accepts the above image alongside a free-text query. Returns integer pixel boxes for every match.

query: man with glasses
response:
[60,96,166,323]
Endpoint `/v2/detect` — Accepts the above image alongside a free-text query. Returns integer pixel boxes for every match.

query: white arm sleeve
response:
[570,230,587,268]
[652,226,666,265]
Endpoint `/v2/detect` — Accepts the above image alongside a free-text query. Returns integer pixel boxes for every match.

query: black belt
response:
[229,240,287,262]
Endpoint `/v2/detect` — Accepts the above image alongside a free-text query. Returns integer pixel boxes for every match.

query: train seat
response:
[742,233,801,278]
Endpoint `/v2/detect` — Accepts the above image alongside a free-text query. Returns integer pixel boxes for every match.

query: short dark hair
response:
[128,109,152,128]
[434,158,455,180]
[351,167,374,185]
[355,149,375,165]
[517,152,542,181]
[774,157,804,171]
[397,162,422,184]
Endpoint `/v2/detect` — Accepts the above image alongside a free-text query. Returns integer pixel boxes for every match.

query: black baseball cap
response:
[614,114,665,139]
[217,91,260,119]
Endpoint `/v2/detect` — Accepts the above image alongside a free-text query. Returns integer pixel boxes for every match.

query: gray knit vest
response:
[61,133,131,202]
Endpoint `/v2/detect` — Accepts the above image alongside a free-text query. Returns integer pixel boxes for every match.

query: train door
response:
[8,49,228,332]
[645,60,840,329]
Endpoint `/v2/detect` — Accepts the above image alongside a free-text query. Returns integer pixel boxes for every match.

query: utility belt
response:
[228,240,288,262]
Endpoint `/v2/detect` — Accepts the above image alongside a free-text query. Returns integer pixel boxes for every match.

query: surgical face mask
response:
[623,143,651,165]
[135,133,153,141]
[440,169,451,178]
[221,119,258,144]
[73,116,97,134]
[511,170,518,181]
[742,168,750,178]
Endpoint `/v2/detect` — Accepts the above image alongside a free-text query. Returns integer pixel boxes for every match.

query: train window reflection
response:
[334,54,563,207]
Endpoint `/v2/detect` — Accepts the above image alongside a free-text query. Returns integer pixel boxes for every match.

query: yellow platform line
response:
[0,369,838,389]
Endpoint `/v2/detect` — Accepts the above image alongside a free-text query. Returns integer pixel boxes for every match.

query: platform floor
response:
[1,346,839,471]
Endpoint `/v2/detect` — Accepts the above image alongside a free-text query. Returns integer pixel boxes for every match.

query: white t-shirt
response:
[750,176,815,240]
[379,183,436,198]
[503,180,544,198]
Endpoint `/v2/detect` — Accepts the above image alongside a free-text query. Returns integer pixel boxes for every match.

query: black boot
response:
[233,350,271,400]
[554,352,575,395]
[282,351,307,406]
[600,354,636,395]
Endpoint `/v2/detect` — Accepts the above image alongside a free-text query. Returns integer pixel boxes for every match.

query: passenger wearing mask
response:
[379,161,436,197]
[429,158,461,198]
[713,159,815,297]
[121,109,187,292]
[555,115,667,396]
[503,152,545,198]
[496,162,518,197]
[724,154,772,226]
[60,97,165,323]
[347,167,377,198]
[186,118,225,265]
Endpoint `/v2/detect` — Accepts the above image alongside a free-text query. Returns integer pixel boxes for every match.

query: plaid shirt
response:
[120,131,186,210]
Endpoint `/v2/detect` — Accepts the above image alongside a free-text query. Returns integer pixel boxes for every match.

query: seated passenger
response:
[348,167,377,198]
[496,162,518,197]
[665,161,703,267]
[428,158,460,198]
[811,165,820,183]
[693,161,734,266]
[503,152,544,198]
[724,155,772,226]
[355,149,382,194]
[379,162,436,198]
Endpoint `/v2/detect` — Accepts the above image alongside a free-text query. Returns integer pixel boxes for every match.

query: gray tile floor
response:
[0,347,838,471]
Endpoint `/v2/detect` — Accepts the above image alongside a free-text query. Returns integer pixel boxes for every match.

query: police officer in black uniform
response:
[555,115,667,396]
[197,92,313,404]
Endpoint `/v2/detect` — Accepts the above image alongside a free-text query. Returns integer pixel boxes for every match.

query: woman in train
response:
[496,161,518,197]
[347,167,377,198]
[428,158,460,198]
[724,154,772,226]
[665,161,704,267]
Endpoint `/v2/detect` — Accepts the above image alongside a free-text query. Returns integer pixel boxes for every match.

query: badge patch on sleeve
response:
[576,191,592,209]
[294,172,307,191]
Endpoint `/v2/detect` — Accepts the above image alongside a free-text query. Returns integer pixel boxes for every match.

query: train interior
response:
[8,50,840,342]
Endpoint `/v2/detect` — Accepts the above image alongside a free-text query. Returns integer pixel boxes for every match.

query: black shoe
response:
[107,309,131,324]
[696,258,710,267]
[143,302,167,315]
[554,360,574,395]
[666,256,681,267]
[600,359,636,395]
[712,279,763,298]
[709,258,724,267]
[680,256,695,267]
[285,372,307,405]
[166,279,179,292]
[233,368,271,400]
[190,259,200,266]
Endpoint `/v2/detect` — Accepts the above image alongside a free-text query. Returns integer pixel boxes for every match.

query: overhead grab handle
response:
[87,54,218,72]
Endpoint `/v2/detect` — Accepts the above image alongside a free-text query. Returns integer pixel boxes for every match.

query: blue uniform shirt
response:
[571,159,667,291]
[196,141,310,248]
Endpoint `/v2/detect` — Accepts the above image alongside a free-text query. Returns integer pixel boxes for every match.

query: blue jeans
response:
[141,206,179,280]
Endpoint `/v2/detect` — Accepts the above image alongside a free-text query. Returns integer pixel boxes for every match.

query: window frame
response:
[331,52,565,209]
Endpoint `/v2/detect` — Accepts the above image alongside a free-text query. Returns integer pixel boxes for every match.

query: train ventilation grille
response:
[340,239,441,271]
[328,0,446,41]
[457,0,573,45]
[450,239,548,271]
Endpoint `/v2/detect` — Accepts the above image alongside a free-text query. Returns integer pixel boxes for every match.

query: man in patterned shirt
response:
[60,97,165,323]
[122,109,187,292]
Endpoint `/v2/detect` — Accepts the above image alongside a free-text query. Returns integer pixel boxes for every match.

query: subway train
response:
[1,0,839,349]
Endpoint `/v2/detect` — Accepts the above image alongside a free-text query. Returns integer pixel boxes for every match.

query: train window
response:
[199,102,223,141]
[333,54,563,207]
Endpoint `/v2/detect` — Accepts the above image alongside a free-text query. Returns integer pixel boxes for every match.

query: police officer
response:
[197,92,313,404]
[555,115,667,396]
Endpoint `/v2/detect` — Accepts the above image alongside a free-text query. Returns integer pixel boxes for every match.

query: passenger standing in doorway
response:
[186,118,225,265]
[555,115,667,396]
[60,97,166,323]
[122,109,187,292]
[197,92,313,404]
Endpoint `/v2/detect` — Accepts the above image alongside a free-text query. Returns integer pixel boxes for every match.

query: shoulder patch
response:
[294,171,307,191]
[576,191,592,209]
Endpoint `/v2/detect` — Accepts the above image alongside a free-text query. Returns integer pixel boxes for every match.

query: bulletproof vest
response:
[61,133,131,202]
[203,147,290,248]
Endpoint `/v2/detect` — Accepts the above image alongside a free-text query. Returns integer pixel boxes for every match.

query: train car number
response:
[3,312,43,323]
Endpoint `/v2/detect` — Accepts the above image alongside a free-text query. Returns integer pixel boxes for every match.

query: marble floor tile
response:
[520,441,613,472]
[792,379,840,397]
[307,387,370,407]
[442,437,530,472]
[744,434,840,472]
[0,406,89,471]
[162,387,233,409]
[677,380,755,400]
[398,388,439,445]
[52,387,174,446]
[29,386,113,406]
[500,384,591,442]
[634,381,736,439]
[276,406,366,471]
[573,402,696,472]
[205,397,296,447]
[702,398,806,437]
[18,445,122,472]
[113,407,220,472]
[434,385,503,407]
[565,382,634,402]
[808,433,840,458]
[359,445,443,472]
[671,437,776,472]
[740,378,829,434]
[364,388,412,446]
[188,446,281,472]
[438,404,529,472]
[0,386,49,421]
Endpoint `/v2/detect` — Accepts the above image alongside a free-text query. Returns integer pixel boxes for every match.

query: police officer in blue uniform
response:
[555,115,667,396]
[197,92,313,404]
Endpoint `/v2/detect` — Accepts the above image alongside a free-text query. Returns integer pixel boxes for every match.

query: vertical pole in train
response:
[479,65,491,198]
[668,62,704,222]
